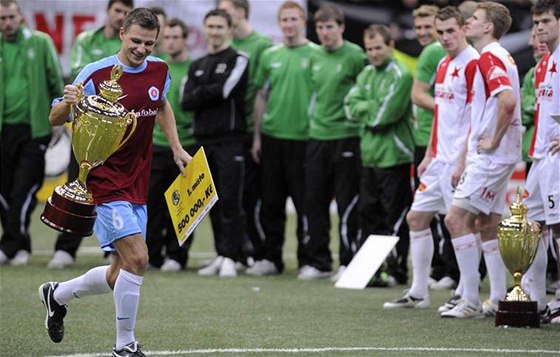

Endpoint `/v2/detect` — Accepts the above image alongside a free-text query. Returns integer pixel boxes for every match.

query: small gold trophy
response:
[495,188,541,328]
[41,65,137,236]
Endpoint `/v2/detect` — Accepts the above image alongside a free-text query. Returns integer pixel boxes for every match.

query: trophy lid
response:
[510,187,528,218]
[75,65,127,119]
[99,65,124,103]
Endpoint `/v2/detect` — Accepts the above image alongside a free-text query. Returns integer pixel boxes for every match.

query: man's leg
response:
[444,205,481,309]
[478,213,508,313]
[300,140,333,273]
[0,127,48,260]
[113,234,148,349]
[145,147,170,268]
[407,211,437,299]
[333,138,361,268]
[259,135,288,272]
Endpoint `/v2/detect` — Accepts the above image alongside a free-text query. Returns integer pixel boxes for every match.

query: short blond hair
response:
[413,5,439,19]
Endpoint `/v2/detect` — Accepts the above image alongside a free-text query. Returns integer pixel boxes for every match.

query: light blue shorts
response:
[93,201,147,252]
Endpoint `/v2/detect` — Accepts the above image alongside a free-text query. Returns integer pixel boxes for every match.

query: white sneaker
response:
[383,293,430,309]
[547,299,560,324]
[246,260,279,276]
[430,276,458,290]
[297,265,331,280]
[482,299,499,317]
[47,250,75,269]
[160,258,182,272]
[441,299,483,319]
[438,294,461,313]
[197,256,224,276]
[330,265,346,282]
[0,249,8,265]
[219,257,237,278]
[10,250,30,266]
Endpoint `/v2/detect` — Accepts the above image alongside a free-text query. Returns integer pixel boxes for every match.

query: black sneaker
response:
[38,282,67,343]
[112,341,146,357]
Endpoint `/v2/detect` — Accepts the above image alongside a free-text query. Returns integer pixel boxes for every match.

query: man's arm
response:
[49,85,81,126]
[366,70,413,129]
[476,89,516,152]
[157,99,192,175]
[418,118,435,178]
[251,88,268,163]
[411,79,435,111]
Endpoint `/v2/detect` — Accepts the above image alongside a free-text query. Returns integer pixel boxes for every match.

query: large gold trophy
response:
[41,65,137,236]
[495,188,541,328]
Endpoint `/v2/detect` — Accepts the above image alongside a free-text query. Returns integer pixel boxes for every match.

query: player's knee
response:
[406,211,427,231]
[444,212,461,236]
[127,251,149,274]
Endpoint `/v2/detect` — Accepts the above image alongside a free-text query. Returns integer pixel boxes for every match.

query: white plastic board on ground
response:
[335,235,399,290]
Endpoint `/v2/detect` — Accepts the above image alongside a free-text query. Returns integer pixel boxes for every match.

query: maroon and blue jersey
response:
[55,55,171,204]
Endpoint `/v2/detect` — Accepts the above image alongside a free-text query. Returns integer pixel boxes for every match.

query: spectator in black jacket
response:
[181,9,249,278]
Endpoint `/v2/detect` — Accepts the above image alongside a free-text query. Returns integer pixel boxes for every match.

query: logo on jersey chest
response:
[215,63,227,74]
[148,86,160,101]
[536,83,554,103]
[435,84,455,102]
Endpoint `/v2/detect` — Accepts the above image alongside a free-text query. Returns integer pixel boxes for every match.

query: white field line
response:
[33,249,328,261]
[44,346,560,357]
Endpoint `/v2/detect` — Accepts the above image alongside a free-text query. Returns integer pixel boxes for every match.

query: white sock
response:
[409,229,433,298]
[114,269,143,349]
[482,239,507,303]
[54,266,112,305]
[452,233,480,306]
[522,236,548,310]
[455,278,464,297]
[554,237,560,301]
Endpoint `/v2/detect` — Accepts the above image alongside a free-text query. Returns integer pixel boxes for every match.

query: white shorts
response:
[452,157,516,215]
[411,159,455,214]
[524,155,560,225]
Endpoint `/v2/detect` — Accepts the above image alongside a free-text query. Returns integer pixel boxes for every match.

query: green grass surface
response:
[0,204,558,357]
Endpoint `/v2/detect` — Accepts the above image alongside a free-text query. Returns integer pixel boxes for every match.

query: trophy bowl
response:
[41,65,136,236]
[495,188,541,328]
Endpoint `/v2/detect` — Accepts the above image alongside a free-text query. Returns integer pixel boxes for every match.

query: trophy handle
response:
[70,82,85,123]
[115,111,137,152]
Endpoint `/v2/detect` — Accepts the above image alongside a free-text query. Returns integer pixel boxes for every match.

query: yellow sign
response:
[165,147,218,246]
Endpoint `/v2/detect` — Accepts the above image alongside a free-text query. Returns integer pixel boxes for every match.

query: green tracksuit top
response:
[309,41,366,140]
[254,42,319,140]
[69,27,121,80]
[0,26,63,138]
[413,41,446,147]
[521,66,536,163]
[344,57,414,168]
[231,31,272,132]
[153,58,195,147]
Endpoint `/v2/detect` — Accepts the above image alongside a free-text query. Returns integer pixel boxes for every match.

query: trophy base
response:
[41,186,97,236]
[495,300,540,328]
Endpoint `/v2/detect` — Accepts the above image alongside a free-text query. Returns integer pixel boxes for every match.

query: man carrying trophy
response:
[442,2,522,318]
[38,8,191,357]
[523,0,560,324]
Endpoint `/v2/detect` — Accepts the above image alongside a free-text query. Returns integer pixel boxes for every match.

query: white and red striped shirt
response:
[468,42,522,164]
[528,45,560,159]
[432,46,479,164]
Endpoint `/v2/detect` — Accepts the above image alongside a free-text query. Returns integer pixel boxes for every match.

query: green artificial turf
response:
[0,204,558,357]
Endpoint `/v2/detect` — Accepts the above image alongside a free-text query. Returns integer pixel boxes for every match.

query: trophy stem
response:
[512,271,522,288]
[78,162,92,189]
